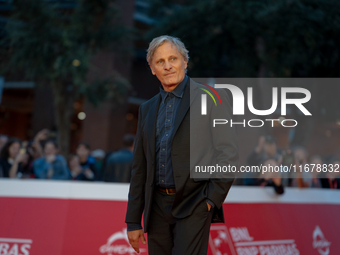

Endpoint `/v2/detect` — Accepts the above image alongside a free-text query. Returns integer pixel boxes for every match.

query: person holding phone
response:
[33,140,70,180]
[0,138,25,178]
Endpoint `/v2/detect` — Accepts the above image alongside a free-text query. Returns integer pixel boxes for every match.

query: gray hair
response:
[146,35,189,65]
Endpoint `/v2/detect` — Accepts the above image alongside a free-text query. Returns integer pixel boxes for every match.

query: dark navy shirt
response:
[155,75,188,188]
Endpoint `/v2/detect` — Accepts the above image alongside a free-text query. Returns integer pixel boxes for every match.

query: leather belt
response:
[157,187,176,195]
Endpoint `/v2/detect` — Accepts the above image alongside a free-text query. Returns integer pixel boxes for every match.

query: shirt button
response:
[166,134,168,136]
[169,105,172,107]
[168,120,170,122]
[161,180,164,183]
[163,149,165,151]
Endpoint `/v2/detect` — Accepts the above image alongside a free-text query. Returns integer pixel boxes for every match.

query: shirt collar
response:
[159,75,188,104]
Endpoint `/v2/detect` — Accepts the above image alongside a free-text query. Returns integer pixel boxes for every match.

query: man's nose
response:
[164,61,172,70]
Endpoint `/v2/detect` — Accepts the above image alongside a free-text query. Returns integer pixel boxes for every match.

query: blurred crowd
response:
[240,135,340,194]
[0,129,135,183]
[1,130,339,194]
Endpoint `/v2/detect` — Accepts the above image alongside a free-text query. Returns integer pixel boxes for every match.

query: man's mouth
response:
[165,72,175,76]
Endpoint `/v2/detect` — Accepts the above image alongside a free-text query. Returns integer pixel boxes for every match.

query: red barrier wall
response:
[0,180,339,255]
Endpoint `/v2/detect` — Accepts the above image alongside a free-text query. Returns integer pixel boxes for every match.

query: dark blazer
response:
[125,78,239,233]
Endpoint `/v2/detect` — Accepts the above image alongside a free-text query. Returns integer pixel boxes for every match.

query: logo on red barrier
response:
[0,238,32,255]
[209,226,300,255]
[313,226,331,255]
[99,228,147,255]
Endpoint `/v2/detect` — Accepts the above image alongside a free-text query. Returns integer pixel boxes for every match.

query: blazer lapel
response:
[172,78,199,136]
[189,78,200,107]
[147,94,161,162]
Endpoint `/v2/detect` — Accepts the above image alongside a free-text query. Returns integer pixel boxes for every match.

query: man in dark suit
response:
[125,35,238,254]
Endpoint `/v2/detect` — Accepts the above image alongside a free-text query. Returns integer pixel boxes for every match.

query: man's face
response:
[150,42,187,92]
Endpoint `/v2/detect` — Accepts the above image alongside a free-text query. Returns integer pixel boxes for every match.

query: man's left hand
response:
[206,202,212,211]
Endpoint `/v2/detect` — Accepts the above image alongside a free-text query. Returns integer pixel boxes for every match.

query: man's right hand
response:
[127,229,146,253]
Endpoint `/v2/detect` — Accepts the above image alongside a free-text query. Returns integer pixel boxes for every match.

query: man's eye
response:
[171,57,176,61]
[158,60,163,64]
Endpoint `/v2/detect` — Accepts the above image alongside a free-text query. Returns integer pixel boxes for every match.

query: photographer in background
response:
[291,146,311,188]
[320,157,340,189]
[74,142,97,181]
[260,158,284,195]
[103,134,134,183]
[31,129,57,159]
[19,141,36,179]
[0,138,25,178]
[247,135,282,166]
[245,135,282,186]
[0,134,8,152]
[308,155,323,188]
[33,140,70,180]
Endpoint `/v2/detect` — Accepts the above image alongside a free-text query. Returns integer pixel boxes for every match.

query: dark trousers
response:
[147,189,213,255]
